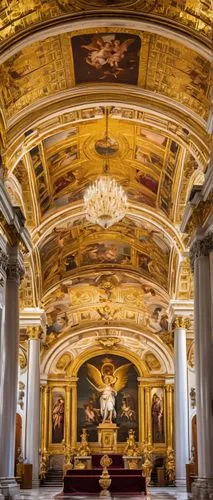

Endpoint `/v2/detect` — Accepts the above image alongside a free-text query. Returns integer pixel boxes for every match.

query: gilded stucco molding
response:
[0,12,211,65]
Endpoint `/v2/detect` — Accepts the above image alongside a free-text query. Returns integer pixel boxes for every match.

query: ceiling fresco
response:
[42,269,170,350]
[0,30,211,120]
[12,116,200,226]
[39,217,171,295]
[1,2,210,358]
[0,0,211,43]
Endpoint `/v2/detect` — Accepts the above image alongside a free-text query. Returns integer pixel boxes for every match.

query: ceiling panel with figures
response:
[0,30,211,121]
[1,2,210,323]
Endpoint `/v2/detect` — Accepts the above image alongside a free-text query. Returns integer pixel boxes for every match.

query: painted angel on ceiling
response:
[81,35,134,77]
[86,358,131,423]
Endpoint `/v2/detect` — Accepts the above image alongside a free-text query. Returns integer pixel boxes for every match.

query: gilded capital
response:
[190,232,213,271]
[27,326,41,340]
[173,316,191,330]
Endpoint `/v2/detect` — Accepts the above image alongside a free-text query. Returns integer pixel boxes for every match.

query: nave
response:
[0,1,212,499]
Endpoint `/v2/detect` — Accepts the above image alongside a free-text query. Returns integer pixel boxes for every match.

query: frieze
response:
[190,232,213,271]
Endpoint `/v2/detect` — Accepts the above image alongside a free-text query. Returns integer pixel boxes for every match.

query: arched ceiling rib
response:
[0,2,212,57]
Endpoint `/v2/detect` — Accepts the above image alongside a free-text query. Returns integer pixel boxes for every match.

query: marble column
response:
[0,246,24,499]
[25,327,41,488]
[190,232,213,499]
[0,246,8,385]
[174,317,190,486]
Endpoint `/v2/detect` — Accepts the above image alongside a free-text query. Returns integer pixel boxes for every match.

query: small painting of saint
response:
[52,392,65,443]
[71,33,141,84]
[151,389,165,443]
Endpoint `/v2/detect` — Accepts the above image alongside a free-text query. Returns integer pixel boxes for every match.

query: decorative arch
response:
[68,345,147,378]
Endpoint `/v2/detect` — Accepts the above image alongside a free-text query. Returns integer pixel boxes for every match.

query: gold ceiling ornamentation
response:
[0,30,211,121]
[0,0,211,43]
[84,176,128,229]
[97,337,121,348]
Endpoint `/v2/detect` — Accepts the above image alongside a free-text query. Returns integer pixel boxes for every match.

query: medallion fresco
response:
[71,33,141,84]
[81,243,132,266]
[77,355,138,442]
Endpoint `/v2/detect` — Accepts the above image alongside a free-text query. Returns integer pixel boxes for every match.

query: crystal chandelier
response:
[84,176,128,229]
[84,108,128,229]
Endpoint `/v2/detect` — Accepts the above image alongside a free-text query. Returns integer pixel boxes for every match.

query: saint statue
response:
[86,358,131,424]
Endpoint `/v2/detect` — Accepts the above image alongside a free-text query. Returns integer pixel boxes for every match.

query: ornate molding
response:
[97,337,121,348]
[173,316,191,330]
[27,326,42,340]
[190,232,213,270]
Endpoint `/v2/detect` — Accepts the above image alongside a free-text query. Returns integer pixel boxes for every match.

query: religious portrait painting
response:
[81,242,132,266]
[151,387,165,443]
[71,33,141,84]
[43,127,78,151]
[77,355,138,442]
[52,388,65,444]
[139,128,167,148]
[47,144,78,176]
[136,172,159,194]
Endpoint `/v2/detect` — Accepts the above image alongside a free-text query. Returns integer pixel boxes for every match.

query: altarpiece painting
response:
[77,355,138,442]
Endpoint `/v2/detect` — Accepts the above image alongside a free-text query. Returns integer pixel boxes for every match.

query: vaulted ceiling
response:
[0,0,211,354]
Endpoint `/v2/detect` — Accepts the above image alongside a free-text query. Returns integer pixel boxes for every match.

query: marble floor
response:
[17,486,191,499]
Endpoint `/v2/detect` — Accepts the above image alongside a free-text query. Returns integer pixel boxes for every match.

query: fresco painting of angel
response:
[86,360,131,423]
[72,33,141,84]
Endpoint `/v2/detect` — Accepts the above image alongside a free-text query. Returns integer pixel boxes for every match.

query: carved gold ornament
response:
[97,337,121,348]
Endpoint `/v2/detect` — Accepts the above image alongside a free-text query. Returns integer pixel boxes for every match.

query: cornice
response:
[0,181,32,252]
[0,12,211,65]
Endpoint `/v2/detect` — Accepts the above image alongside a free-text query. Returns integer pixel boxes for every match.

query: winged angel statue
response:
[81,35,134,78]
[87,360,131,423]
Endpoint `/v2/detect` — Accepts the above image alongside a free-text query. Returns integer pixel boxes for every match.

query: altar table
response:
[64,468,147,495]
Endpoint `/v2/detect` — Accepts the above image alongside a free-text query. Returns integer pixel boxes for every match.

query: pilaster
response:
[173,315,190,486]
[25,326,42,488]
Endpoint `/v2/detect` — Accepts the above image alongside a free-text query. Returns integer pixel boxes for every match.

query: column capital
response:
[190,232,213,271]
[0,248,8,274]
[27,326,41,340]
[173,316,191,330]
[7,260,24,284]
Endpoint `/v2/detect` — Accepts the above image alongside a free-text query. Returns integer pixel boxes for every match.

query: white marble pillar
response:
[0,246,24,499]
[174,317,190,486]
[190,233,213,499]
[25,327,41,488]
[0,245,8,386]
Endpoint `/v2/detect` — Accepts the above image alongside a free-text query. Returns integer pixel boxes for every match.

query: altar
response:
[64,453,147,495]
